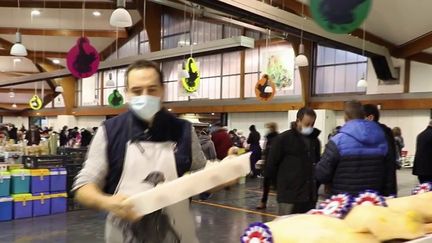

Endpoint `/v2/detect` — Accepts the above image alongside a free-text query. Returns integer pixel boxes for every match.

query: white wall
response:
[227,112,290,137]
[366,58,405,95]
[410,61,432,93]
[2,116,28,129]
[334,110,429,155]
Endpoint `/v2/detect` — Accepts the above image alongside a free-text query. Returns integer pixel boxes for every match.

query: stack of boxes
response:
[0,167,67,221]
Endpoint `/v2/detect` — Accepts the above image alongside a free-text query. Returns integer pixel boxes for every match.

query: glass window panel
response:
[335,49,347,64]
[245,30,261,40]
[222,75,240,99]
[316,45,325,66]
[314,67,326,94]
[245,49,259,73]
[346,51,358,63]
[103,88,115,105]
[323,47,336,65]
[139,42,150,54]
[334,65,346,93]
[54,94,65,108]
[323,66,335,94]
[345,64,358,92]
[222,52,241,76]
[244,73,258,98]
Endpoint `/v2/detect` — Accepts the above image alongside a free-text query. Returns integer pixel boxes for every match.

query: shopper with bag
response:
[73,60,207,243]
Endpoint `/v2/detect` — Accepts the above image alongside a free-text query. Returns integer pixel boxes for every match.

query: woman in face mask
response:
[264,107,322,216]
[73,60,207,243]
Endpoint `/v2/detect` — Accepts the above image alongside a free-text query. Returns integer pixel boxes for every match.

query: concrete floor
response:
[0,169,420,243]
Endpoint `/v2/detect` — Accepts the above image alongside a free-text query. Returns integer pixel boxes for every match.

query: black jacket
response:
[379,123,398,196]
[413,126,432,176]
[265,127,321,203]
[315,120,391,196]
[263,131,279,160]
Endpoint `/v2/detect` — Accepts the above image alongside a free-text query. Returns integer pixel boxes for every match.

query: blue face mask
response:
[128,95,161,121]
[301,126,314,136]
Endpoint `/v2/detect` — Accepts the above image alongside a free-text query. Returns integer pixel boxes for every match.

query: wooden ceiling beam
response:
[0,50,68,59]
[0,27,127,38]
[0,1,136,9]
[393,31,432,58]
[409,52,432,65]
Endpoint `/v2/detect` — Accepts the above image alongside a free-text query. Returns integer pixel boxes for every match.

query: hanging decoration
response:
[108,89,124,108]
[181,57,200,93]
[255,74,276,102]
[66,37,100,78]
[241,222,273,243]
[29,95,43,110]
[310,0,372,34]
[352,190,387,207]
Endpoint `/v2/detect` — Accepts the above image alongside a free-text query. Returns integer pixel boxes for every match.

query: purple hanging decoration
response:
[67,37,100,78]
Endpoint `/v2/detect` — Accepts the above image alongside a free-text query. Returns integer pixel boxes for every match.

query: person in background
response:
[237,130,246,148]
[199,129,217,161]
[8,124,17,142]
[393,127,405,164]
[80,128,93,147]
[25,124,41,145]
[0,131,8,146]
[327,126,341,141]
[413,120,432,183]
[363,104,399,195]
[229,130,242,148]
[247,125,262,178]
[211,125,233,160]
[316,101,392,196]
[266,108,321,215]
[59,126,68,147]
[257,122,279,210]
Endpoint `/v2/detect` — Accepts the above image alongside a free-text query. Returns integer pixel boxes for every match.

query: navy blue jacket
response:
[102,109,192,194]
[315,119,392,196]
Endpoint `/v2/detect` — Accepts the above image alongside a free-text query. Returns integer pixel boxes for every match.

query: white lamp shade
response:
[9,91,15,98]
[106,79,116,87]
[110,8,133,27]
[10,43,27,56]
[178,69,190,79]
[357,78,368,88]
[55,86,64,93]
[264,86,274,94]
[295,54,309,67]
[11,103,17,108]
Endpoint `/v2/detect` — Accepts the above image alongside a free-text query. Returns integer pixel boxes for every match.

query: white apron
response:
[105,141,199,243]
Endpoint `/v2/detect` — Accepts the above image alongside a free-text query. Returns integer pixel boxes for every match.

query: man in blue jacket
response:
[315,100,390,196]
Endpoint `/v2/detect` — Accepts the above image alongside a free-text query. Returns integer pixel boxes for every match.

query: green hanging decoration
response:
[310,0,372,34]
[108,89,124,108]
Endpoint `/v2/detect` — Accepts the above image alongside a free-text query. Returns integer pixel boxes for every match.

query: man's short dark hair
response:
[125,60,164,89]
[296,107,317,121]
[344,100,365,120]
[363,104,380,122]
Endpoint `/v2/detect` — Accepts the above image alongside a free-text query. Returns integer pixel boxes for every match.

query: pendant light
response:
[9,90,15,98]
[357,24,367,88]
[11,32,27,57]
[55,85,64,93]
[110,0,133,28]
[106,72,115,87]
[11,1,27,56]
[12,103,17,108]
[295,3,308,67]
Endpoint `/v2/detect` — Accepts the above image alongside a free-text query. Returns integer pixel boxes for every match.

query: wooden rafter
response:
[0,28,127,38]
[0,1,136,9]
[0,49,68,59]
[0,88,52,93]
[393,31,432,58]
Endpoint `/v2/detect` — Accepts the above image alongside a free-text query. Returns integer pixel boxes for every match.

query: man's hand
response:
[101,194,140,222]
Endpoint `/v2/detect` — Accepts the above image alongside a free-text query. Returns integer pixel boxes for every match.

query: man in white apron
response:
[73,60,207,243]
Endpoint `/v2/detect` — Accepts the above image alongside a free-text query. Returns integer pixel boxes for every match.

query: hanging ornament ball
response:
[29,95,43,110]
[412,182,432,195]
[255,74,276,102]
[241,222,273,243]
[310,0,372,34]
[181,57,200,93]
[352,190,387,207]
[108,89,124,108]
[317,194,353,218]
[67,37,100,79]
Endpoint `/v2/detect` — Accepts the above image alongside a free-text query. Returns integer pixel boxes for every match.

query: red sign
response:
[67,37,100,78]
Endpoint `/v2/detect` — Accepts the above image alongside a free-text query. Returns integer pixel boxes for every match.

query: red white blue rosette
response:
[412,182,432,195]
[315,194,353,218]
[241,222,273,243]
[352,190,387,207]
